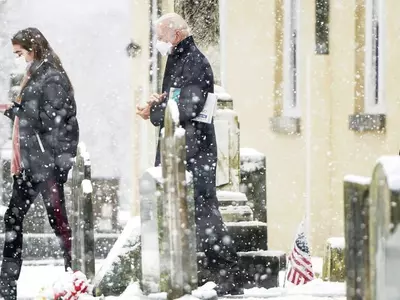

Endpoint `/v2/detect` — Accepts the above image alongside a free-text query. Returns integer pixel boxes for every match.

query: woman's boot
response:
[0,257,22,300]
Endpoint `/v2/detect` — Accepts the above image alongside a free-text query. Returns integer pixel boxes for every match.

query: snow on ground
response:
[18,260,105,299]
[16,257,345,299]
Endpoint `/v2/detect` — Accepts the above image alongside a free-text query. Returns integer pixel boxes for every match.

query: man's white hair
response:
[155,12,191,36]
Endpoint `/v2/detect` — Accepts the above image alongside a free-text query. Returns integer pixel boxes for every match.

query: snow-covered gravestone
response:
[70,143,95,280]
[140,100,197,300]
[343,175,371,300]
[214,85,240,191]
[213,86,254,223]
[240,148,267,223]
[322,237,345,282]
[368,156,400,300]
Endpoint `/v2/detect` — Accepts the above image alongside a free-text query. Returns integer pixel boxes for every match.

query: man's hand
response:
[148,92,167,106]
[136,103,151,120]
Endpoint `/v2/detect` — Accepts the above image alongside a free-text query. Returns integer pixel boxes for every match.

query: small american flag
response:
[286,221,314,285]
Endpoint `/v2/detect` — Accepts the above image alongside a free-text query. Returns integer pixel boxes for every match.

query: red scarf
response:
[11,73,30,176]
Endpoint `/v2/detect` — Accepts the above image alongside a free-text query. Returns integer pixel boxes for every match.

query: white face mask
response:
[155,40,173,56]
[15,56,27,70]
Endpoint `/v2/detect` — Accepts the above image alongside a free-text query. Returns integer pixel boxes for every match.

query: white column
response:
[219,0,227,87]
[132,0,151,216]
[305,55,312,240]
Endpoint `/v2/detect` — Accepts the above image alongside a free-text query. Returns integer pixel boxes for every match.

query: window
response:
[315,0,329,55]
[364,0,384,114]
[283,0,300,117]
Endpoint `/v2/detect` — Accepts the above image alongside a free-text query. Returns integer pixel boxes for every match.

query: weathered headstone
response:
[343,175,371,300]
[140,100,197,300]
[71,143,95,280]
[92,177,120,233]
[214,87,253,224]
[368,156,400,300]
[322,237,345,282]
[240,148,267,223]
[214,86,240,191]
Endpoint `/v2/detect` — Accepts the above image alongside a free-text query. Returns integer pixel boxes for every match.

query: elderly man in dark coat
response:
[137,12,243,296]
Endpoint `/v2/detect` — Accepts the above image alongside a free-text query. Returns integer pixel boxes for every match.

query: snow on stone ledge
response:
[220,205,252,214]
[343,174,371,186]
[82,179,93,194]
[240,250,286,257]
[0,205,7,218]
[78,142,87,154]
[225,221,266,227]
[167,99,180,125]
[217,190,247,201]
[146,167,164,183]
[214,85,225,94]
[216,92,232,101]
[241,148,264,159]
[145,166,193,184]
[214,85,231,101]
[376,156,400,191]
[327,237,345,249]
[240,148,265,172]
[175,127,185,138]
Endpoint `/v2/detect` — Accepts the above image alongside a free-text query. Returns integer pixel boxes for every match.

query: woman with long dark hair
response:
[0,28,79,299]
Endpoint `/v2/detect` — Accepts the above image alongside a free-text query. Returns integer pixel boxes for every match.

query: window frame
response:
[283,0,301,117]
[364,0,385,114]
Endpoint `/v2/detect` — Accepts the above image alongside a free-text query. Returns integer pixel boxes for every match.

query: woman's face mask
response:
[155,40,173,56]
[13,44,34,63]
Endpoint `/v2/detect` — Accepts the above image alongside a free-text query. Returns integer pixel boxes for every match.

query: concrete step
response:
[226,221,268,252]
[217,191,248,206]
[197,250,286,289]
[220,205,253,222]
[0,233,118,260]
[0,221,268,262]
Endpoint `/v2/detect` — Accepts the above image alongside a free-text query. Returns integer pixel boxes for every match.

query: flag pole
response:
[283,256,289,288]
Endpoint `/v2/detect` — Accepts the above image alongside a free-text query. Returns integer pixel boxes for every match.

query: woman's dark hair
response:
[11,27,73,93]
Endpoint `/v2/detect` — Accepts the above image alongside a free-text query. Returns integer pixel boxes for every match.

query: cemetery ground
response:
[15,256,345,299]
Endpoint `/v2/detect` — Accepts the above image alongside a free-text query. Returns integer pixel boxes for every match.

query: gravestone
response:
[240,148,267,223]
[368,156,400,300]
[70,143,95,280]
[92,177,120,233]
[140,100,197,300]
[343,175,371,300]
[322,237,345,282]
[214,85,240,191]
[214,86,252,224]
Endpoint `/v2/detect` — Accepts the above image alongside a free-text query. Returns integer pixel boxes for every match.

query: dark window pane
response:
[315,0,329,55]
